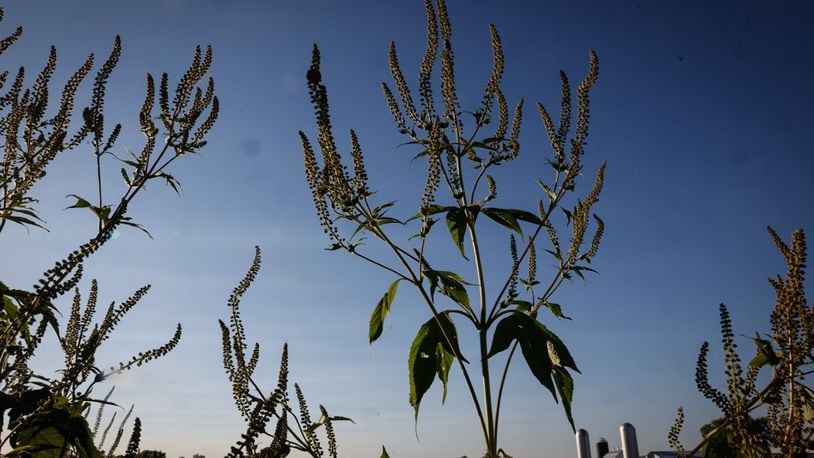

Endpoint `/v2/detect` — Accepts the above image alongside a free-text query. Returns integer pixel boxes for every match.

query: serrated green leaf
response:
[408,313,465,420]
[517,327,557,399]
[435,270,472,313]
[482,208,522,235]
[408,319,439,421]
[535,321,579,372]
[369,279,400,344]
[435,342,454,403]
[488,313,523,358]
[434,312,466,363]
[488,313,578,408]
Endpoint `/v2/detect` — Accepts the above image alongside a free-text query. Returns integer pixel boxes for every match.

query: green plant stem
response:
[365,214,489,442]
[492,265,568,432]
[95,151,103,233]
[493,342,518,445]
[448,135,500,455]
[485,170,571,324]
[466,202,497,454]
[246,376,315,455]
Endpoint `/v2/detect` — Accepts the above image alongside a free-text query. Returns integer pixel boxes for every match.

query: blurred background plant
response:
[669,227,814,457]
[220,247,350,458]
[0,7,218,456]
[299,0,605,456]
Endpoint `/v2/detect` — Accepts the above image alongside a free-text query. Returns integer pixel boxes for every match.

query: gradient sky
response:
[1,1,813,457]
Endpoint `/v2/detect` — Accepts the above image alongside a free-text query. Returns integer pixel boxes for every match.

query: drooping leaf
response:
[540,301,572,320]
[516,325,557,400]
[405,204,451,224]
[119,219,154,239]
[435,341,454,403]
[64,194,111,225]
[65,194,92,210]
[748,336,779,368]
[487,313,523,358]
[506,299,533,312]
[482,208,541,237]
[552,366,575,431]
[445,208,468,258]
[423,269,470,302]
[433,312,467,363]
[408,319,439,420]
[435,270,472,313]
[570,265,598,281]
[408,313,466,420]
[535,321,579,373]
[369,279,401,344]
[487,313,578,407]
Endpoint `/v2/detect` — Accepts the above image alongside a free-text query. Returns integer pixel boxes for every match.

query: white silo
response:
[576,428,592,458]
[619,423,639,458]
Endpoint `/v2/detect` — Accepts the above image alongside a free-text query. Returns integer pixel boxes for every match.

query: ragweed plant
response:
[670,227,814,458]
[221,247,350,458]
[299,1,605,456]
[87,387,137,457]
[0,8,218,456]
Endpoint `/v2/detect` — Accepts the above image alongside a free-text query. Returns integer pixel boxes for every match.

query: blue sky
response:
[1,1,813,456]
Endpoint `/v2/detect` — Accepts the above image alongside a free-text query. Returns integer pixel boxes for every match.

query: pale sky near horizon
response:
[1,1,813,457]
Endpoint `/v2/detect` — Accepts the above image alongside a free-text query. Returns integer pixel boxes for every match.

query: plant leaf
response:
[434,312,467,363]
[65,194,92,210]
[405,204,451,224]
[482,208,541,237]
[369,279,400,344]
[408,313,466,420]
[445,208,468,258]
[540,301,572,320]
[535,320,579,372]
[408,319,439,421]
[553,366,575,431]
[435,341,454,403]
[748,336,779,368]
[435,270,472,313]
[488,313,578,408]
